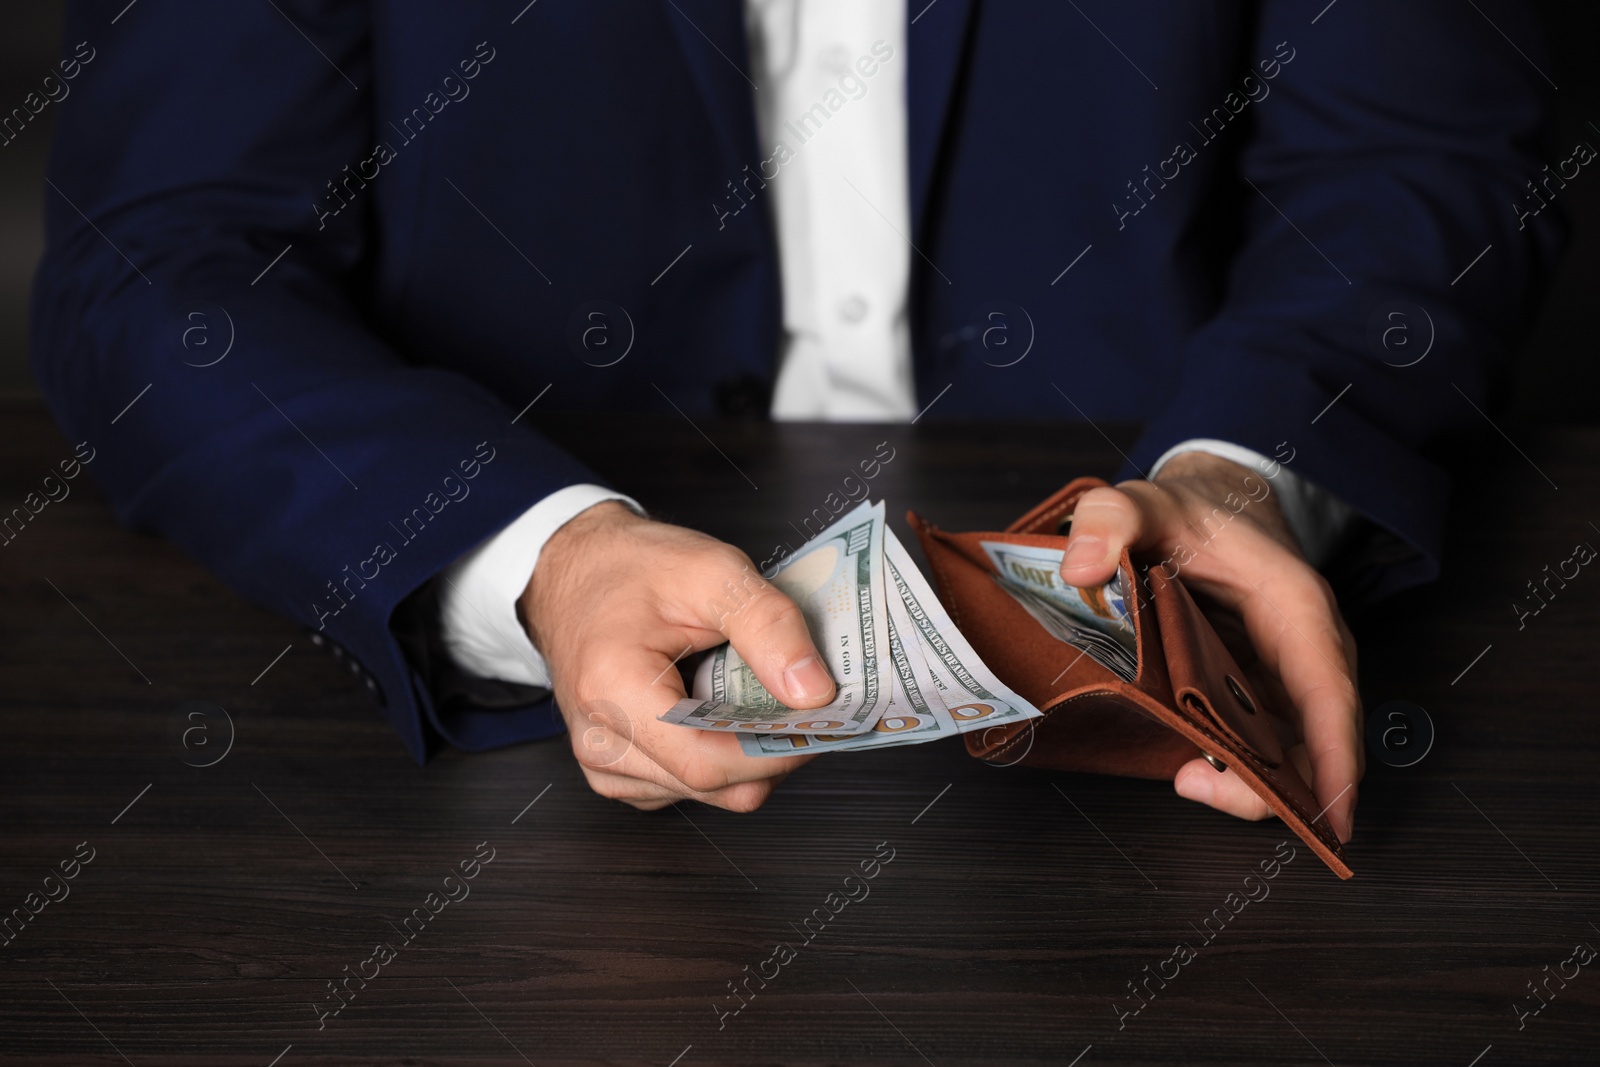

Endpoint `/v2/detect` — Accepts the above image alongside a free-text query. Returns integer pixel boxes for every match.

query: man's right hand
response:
[520,501,835,812]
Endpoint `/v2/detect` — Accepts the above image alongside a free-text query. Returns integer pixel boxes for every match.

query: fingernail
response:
[1175,768,1214,805]
[1061,536,1107,571]
[783,656,832,703]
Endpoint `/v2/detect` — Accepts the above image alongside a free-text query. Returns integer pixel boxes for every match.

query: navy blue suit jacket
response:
[32,1,1559,760]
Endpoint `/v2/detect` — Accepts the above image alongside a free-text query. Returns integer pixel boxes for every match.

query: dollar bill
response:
[884,529,1042,735]
[740,528,1044,755]
[741,707,958,755]
[738,614,951,755]
[980,540,1139,681]
[979,541,1134,642]
[660,499,891,736]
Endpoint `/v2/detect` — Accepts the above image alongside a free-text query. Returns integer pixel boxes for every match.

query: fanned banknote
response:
[738,614,952,756]
[660,499,892,736]
[882,529,1042,736]
[733,526,1044,757]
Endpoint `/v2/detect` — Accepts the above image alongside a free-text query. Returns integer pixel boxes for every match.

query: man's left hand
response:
[1057,451,1362,843]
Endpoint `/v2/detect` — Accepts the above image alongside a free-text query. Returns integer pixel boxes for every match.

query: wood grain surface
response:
[1,399,1595,1066]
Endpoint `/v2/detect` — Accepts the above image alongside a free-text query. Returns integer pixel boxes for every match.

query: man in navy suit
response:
[31,1,1559,841]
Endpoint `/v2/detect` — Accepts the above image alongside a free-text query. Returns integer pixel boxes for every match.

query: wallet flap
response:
[1146,569,1285,765]
[1143,567,1350,878]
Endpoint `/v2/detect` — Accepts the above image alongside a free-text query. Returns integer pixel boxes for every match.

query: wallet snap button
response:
[1225,674,1256,715]
[1181,687,1284,769]
[1203,753,1228,773]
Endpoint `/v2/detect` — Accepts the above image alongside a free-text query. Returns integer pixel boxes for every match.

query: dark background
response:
[2,3,1595,417]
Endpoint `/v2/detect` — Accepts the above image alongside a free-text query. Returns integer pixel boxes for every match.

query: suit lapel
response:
[907,0,977,243]
[661,0,761,172]
[661,0,975,260]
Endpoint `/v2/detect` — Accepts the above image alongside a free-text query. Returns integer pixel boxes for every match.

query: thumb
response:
[713,578,837,709]
[1058,484,1155,586]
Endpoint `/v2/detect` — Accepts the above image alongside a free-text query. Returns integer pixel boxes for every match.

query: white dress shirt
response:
[750,0,916,420]
[436,1,1353,687]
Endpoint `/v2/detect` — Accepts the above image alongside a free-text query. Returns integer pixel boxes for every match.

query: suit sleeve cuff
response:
[1149,438,1358,570]
[437,484,642,686]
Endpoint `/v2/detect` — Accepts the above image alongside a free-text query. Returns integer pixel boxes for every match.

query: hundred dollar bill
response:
[884,529,1042,734]
[996,581,1139,682]
[980,540,1139,681]
[661,499,891,736]
[742,707,952,755]
[740,611,946,756]
[980,541,1134,643]
[741,554,1040,757]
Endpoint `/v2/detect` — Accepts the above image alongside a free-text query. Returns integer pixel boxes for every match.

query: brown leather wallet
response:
[909,477,1352,879]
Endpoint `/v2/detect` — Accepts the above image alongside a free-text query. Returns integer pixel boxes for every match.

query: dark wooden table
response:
[2,398,1596,1066]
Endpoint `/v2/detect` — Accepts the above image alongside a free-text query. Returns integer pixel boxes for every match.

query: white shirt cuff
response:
[437,484,642,686]
[1148,438,1358,569]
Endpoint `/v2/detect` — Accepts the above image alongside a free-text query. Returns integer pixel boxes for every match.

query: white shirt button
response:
[820,45,851,73]
[839,294,869,323]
